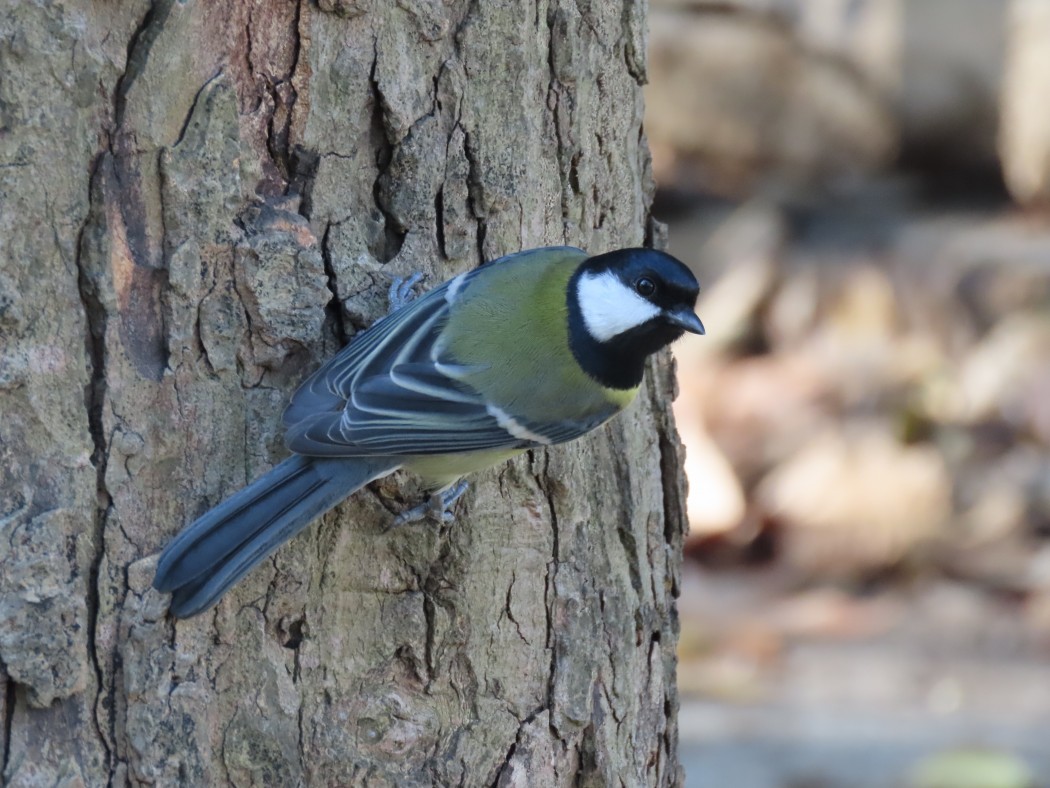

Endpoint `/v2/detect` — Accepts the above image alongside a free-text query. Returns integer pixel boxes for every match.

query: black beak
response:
[665,307,705,335]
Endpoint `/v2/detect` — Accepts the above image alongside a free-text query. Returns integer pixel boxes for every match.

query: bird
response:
[153,245,705,617]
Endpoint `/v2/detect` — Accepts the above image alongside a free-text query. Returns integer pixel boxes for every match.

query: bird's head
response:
[568,247,704,389]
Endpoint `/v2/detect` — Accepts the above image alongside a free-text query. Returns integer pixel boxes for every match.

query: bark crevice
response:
[1,670,14,777]
[320,221,349,345]
[460,129,487,264]
[113,0,177,131]
[75,155,116,778]
[367,36,408,263]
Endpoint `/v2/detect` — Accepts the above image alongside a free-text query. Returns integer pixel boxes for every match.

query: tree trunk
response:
[0,1,688,784]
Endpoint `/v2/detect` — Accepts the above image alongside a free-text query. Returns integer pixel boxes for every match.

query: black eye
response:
[634,277,656,297]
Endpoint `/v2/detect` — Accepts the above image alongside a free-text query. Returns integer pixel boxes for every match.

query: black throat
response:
[566,269,685,390]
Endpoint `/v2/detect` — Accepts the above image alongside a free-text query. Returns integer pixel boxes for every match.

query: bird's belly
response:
[404,448,526,491]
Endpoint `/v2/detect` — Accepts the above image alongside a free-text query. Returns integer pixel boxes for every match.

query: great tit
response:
[153,246,704,617]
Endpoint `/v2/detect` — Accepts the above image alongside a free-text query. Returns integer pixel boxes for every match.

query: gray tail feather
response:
[153,454,398,618]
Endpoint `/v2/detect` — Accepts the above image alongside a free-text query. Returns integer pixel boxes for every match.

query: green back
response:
[441,247,637,424]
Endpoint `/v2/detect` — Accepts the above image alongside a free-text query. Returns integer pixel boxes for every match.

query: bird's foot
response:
[392,480,470,527]
[388,272,424,313]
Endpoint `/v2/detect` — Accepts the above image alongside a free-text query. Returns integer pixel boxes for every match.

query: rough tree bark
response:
[0,1,688,785]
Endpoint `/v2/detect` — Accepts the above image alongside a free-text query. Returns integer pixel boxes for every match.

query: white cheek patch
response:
[577,271,661,341]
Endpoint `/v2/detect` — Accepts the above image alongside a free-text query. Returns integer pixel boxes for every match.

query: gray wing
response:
[282,274,611,458]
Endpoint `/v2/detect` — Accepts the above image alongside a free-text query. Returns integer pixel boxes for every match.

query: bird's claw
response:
[392,480,470,527]
[388,271,424,313]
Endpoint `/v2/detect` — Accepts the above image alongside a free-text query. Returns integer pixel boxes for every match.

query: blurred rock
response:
[676,415,747,537]
[956,314,1050,431]
[646,5,896,195]
[931,448,1050,593]
[764,263,821,347]
[893,0,1006,174]
[801,262,913,405]
[694,352,832,483]
[648,0,1008,195]
[758,428,950,577]
[935,534,1041,596]
[891,214,1050,355]
[1001,0,1050,207]
[957,447,1050,538]
[787,0,900,92]
[962,482,1028,545]
[819,264,897,343]
[684,201,786,353]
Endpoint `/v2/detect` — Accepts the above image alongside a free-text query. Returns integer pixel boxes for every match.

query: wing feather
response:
[282,254,615,458]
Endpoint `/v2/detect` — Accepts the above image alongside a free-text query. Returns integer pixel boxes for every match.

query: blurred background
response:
[647,1,1050,786]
